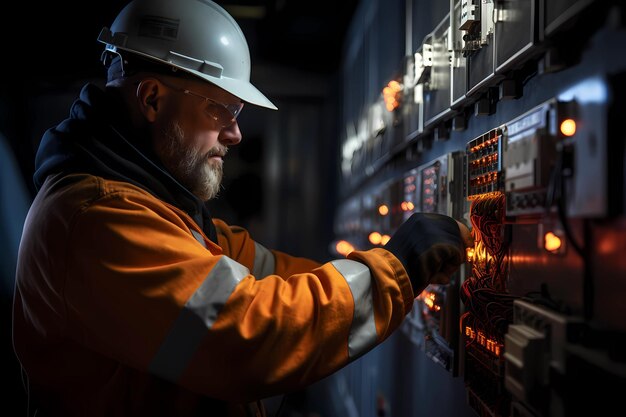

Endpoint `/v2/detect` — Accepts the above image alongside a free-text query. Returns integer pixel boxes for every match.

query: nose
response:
[218,121,242,146]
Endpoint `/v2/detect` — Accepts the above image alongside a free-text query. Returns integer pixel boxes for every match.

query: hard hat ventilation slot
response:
[138,16,179,41]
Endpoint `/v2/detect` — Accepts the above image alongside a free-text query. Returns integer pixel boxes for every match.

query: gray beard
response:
[157,121,225,201]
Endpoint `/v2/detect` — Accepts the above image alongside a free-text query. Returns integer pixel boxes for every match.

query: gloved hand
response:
[384,212,472,296]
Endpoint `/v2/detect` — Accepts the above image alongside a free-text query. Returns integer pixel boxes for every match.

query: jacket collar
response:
[34,83,217,242]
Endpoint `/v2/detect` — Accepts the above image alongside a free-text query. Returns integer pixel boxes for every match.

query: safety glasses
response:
[159,79,244,128]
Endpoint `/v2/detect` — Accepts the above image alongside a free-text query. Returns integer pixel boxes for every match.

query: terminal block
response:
[466,127,504,200]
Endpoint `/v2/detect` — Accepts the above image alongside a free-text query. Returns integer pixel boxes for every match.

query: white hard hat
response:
[98,0,277,110]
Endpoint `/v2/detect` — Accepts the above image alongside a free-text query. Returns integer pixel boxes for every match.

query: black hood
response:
[34,83,217,242]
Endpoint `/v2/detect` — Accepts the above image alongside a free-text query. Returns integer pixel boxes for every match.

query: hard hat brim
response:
[111,46,278,111]
[189,68,279,111]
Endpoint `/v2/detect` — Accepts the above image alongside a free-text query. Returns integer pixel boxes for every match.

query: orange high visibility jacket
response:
[13,172,414,416]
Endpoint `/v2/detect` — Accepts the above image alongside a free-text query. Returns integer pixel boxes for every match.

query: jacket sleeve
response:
[213,218,323,278]
[68,190,415,403]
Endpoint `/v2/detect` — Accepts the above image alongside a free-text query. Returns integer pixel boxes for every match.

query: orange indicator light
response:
[560,119,577,137]
[544,232,562,252]
[335,240,355,256]
[369,232,382,245]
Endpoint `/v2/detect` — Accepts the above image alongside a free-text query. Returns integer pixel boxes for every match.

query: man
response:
[12,0,472,416]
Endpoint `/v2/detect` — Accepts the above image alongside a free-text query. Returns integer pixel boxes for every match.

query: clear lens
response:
[158,78,244,128]
[204,102,244,127]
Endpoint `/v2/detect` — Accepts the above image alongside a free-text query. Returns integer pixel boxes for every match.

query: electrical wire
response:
[547,142,594,319]
[461,193,516,341]
[545,143,585,257]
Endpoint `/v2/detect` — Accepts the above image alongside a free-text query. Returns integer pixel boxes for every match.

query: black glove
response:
[384,212,465,296]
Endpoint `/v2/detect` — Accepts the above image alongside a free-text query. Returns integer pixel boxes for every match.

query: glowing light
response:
[369,232,383,245]
[465,325,502,357]
[544,232,562,252]
[381,234,391,245]
[466,247,475,261]
[378,204,389,216]
[598,235,617,254]
[335,240,355,256]
[388,80,401,91]
[560,119,577,137]
[382,80,403,112]
[420,290,441,312]
[400,201,415,212]
[467,191,503,201]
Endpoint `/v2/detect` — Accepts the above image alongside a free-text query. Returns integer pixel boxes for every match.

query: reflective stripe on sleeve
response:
[191,230,206,248]
[148,256,249,381]
[330,259,377,358]
[253,242,275,279]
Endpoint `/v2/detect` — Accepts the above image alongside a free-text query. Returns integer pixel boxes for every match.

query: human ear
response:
[135,78,162,122]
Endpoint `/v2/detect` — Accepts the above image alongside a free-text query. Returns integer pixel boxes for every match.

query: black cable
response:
[557,190,584,258]
[547,141,592,320]
[547,144,585,258]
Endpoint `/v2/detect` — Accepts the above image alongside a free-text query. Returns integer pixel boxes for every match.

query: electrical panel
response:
[463,0,500,94]
[466,127,504,200]
[424,14,453,127]
[403,53,425,141]
[400,153,466,375]
[543,0,597,39]
[451,0,469,106]
[502,101,557,217]
[495,0,540,74]
[334,0,625,416]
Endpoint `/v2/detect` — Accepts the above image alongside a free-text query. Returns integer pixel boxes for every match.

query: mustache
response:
[206,145,228,158]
